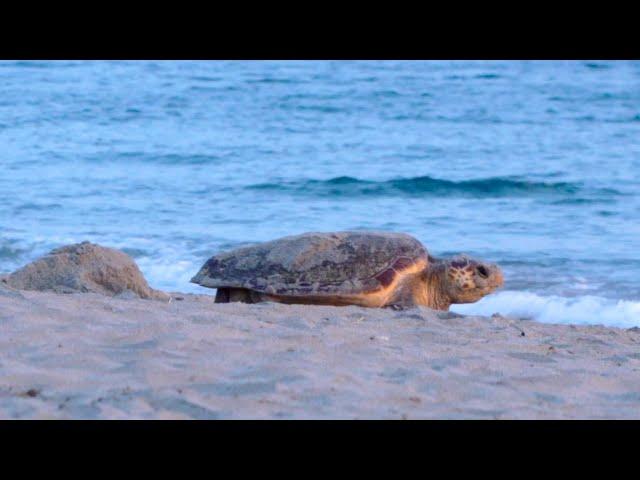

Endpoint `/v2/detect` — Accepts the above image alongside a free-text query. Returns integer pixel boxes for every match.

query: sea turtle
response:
[190,231,503,311]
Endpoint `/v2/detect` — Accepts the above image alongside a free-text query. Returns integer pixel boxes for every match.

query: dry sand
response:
[1,284,640,419]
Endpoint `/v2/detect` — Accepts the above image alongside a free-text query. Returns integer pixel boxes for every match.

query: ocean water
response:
[1,60,639,327]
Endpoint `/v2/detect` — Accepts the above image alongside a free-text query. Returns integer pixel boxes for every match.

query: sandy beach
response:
[2,283,640,419]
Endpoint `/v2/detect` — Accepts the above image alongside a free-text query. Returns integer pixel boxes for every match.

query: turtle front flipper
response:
[384,301,418,311]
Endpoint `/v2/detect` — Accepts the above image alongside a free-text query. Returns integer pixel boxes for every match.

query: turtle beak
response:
[486,264,504,290]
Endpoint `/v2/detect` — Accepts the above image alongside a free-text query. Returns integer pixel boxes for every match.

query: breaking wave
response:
[451,290,640,328]
[248,175,612,199]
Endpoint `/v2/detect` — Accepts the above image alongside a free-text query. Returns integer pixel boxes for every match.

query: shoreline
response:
[2,287,640,419]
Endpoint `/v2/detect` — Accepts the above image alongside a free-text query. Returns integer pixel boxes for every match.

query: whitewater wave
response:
[136,256,202,293]
[248,175,615,199]
[451,290,640,328]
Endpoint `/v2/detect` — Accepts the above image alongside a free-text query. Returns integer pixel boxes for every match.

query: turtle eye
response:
[476,265,489,278]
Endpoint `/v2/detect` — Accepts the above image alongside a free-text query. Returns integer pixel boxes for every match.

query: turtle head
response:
[442,254,504,304]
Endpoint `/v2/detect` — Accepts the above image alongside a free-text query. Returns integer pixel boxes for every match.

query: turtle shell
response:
[190,231,430,296]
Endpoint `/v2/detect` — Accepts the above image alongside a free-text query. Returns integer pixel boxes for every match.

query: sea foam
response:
[451,290,640,328]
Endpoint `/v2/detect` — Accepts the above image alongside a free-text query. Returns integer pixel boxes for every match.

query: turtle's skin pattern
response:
[191,231,429,297]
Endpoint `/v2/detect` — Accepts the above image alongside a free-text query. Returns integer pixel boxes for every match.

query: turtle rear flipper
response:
[215,287,263,303]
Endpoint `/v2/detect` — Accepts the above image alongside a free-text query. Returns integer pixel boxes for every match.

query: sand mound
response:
[5,242,168,301]
[0,276,24,299]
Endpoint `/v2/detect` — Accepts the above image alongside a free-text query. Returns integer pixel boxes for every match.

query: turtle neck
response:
[413,263,451,311]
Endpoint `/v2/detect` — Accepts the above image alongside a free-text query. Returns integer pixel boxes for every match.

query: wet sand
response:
[1,286,640,419]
